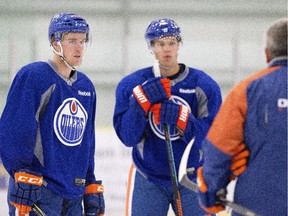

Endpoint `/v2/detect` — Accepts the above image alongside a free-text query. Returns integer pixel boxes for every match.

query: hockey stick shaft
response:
[163,124,183,216]
[151,50,183,215]
[179,178,260,216]
[219,196,260,216]
[32,204,47,216]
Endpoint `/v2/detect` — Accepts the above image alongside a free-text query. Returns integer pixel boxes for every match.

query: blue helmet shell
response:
[48,13,90,43]
[145,18,181,44]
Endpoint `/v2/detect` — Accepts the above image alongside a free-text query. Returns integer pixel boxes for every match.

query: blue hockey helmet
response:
[145,18,182,44]
[48,12,90,43]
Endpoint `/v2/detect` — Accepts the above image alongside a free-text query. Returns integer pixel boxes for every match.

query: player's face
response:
[151,37,180,68]
[60,33,87,67]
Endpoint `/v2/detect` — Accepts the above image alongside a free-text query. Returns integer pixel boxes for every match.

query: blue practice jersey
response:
[113,64,222,186]
[0,60,97,199]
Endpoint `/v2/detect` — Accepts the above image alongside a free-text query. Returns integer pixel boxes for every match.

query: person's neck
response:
[160,63,180,77]
[167,63,185,80]
[53,56,72,79]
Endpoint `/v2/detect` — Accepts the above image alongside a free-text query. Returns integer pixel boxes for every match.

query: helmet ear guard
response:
[145,18,182,46]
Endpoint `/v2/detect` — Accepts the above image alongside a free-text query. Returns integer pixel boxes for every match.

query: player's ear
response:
[265,47,271,63]
[51,41,60,52]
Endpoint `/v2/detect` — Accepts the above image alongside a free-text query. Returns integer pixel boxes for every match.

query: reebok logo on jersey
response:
[54,98,88,146]
[78,90,91,97]
[179,88,196,94]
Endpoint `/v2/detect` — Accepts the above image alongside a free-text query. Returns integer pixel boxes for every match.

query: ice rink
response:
[0,1,285,215]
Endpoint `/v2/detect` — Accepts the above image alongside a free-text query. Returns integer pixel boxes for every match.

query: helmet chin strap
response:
[51,42,76,71]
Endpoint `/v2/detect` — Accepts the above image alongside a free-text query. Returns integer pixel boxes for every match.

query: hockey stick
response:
[178,138,260,216]
[163,124,183,216]
[178,137,198,192]
[151,51,183,216]
[32,204,47,216]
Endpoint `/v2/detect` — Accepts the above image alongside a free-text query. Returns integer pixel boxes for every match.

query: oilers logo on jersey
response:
[54,98,88,146]
[149,95,191,140]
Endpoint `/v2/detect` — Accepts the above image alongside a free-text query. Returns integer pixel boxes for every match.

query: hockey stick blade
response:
[178,137,197,192]
[178,138,260,216]
[32,204,47,216]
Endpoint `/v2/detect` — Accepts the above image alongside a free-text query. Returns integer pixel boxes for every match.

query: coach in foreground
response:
[197,18,287,216]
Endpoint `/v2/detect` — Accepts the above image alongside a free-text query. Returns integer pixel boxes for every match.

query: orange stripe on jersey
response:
[207,66,280,156]
[126,164,136,216]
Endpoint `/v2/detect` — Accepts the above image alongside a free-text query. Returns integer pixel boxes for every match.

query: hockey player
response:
[113,18,222,215]
[197,18,287,215]
[0,13,105,215]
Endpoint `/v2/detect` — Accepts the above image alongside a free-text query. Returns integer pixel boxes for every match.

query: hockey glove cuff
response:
[230,143,249,180]
[197,167,225,214]
[132,85,151,115]
[10,169,43,216]
[84,181,105,216]
[132,77,170,115]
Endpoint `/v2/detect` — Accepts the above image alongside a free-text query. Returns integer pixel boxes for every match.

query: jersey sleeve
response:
[182,74,222,159]
[0,67,41,176]
[85,91,97,184]
[113,78,148,147]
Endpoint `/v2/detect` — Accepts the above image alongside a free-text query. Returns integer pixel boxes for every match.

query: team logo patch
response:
[149,95,191,140]
[278,98,288,111]
[54,98,88,146]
